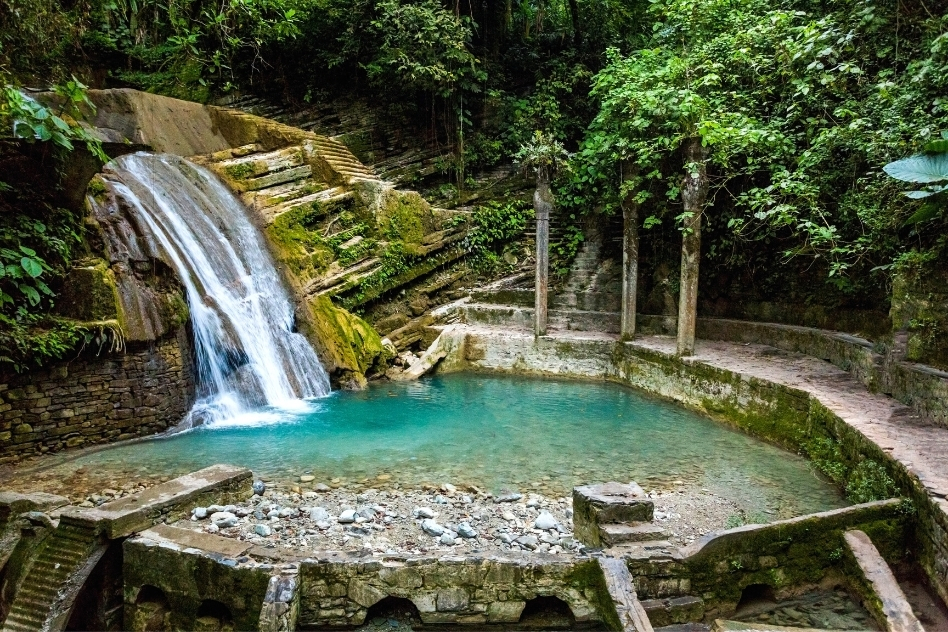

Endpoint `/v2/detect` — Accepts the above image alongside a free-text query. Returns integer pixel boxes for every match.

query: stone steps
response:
[641,596,705,628]
[554,231,603,309]
[599,522,671,546]
[1,522,103,632]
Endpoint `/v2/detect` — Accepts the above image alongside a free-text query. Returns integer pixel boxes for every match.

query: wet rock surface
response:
[732,588,880,630]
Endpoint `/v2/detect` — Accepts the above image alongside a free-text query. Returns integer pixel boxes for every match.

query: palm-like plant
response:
[884,133,948,225]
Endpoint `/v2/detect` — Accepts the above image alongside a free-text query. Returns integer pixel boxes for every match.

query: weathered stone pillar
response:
[534,165,553,337]
[258,575,299,632]
[676,137,708,357]
[620,160,639,340]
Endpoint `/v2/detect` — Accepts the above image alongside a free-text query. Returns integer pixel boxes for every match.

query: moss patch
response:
[266,206,335,283]
[302,295,384,387]
[55,259,121,322]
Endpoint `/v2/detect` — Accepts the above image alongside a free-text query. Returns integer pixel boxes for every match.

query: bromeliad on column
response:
[516,132,571,337]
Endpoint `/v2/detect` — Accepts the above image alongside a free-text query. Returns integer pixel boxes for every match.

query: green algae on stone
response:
[55,259,122,323]
[301,294,385,388]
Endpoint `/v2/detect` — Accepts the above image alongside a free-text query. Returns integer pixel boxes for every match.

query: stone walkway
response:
[631,334,948,506]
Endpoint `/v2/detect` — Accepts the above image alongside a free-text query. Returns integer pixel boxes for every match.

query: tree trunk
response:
[676,137,709,356]
[534,165,552,337]
[566,0,582,49]
[620,160,639,340]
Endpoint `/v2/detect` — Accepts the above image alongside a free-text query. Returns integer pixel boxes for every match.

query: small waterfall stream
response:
[97,152,330,427]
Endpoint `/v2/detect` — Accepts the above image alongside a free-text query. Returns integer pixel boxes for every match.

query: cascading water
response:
[95,152,330,427]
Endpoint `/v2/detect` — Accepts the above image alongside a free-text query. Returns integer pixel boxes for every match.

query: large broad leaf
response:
[20,257,42,278]
[925,139,948,153]
[884,153,948,183]
[904,203,943,226]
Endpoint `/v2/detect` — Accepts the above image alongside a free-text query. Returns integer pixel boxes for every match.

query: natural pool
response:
[34,374,844,518]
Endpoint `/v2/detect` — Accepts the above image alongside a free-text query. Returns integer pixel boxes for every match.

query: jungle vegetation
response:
[0,0,946,366]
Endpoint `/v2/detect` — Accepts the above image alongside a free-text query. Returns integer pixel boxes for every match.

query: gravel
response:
[172,481,748,555]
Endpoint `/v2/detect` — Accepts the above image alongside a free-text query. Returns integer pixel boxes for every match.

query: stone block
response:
[410,593,437,613]
[347,579,387,608]
[379,565,423,588]
[436,588,469,612]
[487,600,526,623]
[573,482,653,546]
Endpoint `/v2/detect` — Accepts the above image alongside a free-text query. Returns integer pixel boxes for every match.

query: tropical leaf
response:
[925,139,948,153]
[904,203,942,226]
[883,153,948,183]
[20,257,42,278]
[18,285,40,306]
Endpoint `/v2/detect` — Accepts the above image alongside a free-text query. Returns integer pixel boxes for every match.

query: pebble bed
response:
[171,480,748,554]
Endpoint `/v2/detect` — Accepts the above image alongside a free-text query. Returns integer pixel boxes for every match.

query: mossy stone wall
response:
[0,327,194,462]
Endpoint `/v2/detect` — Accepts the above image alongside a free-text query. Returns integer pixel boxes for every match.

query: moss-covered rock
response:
[301,295,386,389]
[56,259,121,322]
[265,207,336,285]
[891,268,948,370]
[354,180,437,243]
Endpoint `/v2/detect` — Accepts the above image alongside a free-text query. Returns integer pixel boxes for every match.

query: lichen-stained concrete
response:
[434,321,948,608]
[61,464,251,539]
[843,529,924,632]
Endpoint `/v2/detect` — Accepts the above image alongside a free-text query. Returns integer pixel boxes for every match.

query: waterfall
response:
[97,152,331,427]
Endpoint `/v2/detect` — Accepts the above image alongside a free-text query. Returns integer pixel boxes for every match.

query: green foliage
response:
[0,79,109,370]
[466,200,532,253]
[551,223,584,278]
[575,0,948,291]
[463,200,532,272]
[515,130,571,172]
[884,133,948,227]
[351,241,415,304]
[85,0,307,98]
[846,460,899,504]
[0,80,107,162]
[365,0,483,98]
[801,434,899,504]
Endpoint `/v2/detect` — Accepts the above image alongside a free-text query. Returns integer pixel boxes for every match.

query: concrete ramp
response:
[844,530,924,632]
[598,557,654,632]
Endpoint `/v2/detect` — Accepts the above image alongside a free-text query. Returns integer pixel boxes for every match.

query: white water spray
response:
[98,152,330,427]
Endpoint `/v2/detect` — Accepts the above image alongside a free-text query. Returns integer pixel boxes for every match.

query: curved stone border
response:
[434,323,948,607]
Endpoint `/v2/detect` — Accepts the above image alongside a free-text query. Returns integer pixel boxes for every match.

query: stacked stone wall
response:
[0,327,194,462]
[297,555,603,628]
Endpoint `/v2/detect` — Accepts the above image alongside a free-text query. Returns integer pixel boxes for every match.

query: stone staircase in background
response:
[0,521,103,632]
[553,229,602,311]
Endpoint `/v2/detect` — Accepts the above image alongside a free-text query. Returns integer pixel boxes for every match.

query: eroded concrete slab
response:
[141,523,251,558]
[844,530,924,632]
[59,463,251,538]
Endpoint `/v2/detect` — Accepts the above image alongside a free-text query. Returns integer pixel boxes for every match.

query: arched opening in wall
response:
[195,599,233,631]
[736,583,777,614]
[519,595,576,629]
[128,585,170,632]
[366,596,422,627]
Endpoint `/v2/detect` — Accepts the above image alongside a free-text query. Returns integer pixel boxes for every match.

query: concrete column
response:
[676,137,708,357]
[534,166,553,337]
[620,160,639,340]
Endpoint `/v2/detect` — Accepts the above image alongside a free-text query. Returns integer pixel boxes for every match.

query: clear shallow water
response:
[42,374,844,518]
